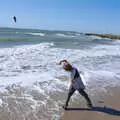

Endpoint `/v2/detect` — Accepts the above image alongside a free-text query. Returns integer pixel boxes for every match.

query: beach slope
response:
[61,87,120,120]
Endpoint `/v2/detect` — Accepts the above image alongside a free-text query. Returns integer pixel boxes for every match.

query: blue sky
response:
[0,0,120,34]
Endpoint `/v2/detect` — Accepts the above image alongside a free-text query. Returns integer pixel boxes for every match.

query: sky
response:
[0,0,120,34]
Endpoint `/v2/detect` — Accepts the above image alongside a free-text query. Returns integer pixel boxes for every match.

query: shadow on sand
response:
[66,106,120,116]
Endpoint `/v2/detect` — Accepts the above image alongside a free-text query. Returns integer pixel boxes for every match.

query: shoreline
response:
[85,33,120,40]
[61,86,120,120]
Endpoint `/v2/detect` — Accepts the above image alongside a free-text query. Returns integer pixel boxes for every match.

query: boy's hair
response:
[63,63,72,71]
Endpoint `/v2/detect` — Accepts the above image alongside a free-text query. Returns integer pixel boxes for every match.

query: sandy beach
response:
[61,86,120,120]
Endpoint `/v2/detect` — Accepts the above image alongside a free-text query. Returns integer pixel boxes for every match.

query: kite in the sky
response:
[13,16,17,23]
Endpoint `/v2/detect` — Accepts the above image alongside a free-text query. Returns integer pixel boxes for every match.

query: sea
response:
[0,27,120,120]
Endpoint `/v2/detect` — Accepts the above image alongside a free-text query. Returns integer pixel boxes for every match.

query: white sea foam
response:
[56,33,68,37]
[0,99,3,106]
[75,33,82,36]
[90,35,102,39]
[56,33,75,37]
[26,32,45,36]
[0,41,119,91]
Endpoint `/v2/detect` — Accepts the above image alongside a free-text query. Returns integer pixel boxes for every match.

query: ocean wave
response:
[75,33,82,36]
[90,35,103,40]
[26,32,45,36]
[56,33,75,38]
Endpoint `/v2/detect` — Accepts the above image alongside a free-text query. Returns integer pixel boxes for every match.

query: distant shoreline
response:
[0,27,120,40]
[85,33,120,40]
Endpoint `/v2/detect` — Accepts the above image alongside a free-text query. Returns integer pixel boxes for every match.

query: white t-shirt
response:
[70,67,85,90]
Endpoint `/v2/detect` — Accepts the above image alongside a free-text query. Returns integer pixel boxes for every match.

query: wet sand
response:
[61,87,120,120]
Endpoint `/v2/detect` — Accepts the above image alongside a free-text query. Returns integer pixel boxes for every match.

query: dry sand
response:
[61,87,120,120]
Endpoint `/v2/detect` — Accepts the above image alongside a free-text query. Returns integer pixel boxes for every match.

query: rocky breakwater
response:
[85,33,120,40]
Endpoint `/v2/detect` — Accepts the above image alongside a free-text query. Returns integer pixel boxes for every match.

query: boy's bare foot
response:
[87,103,93,108]
[62,105,68,110]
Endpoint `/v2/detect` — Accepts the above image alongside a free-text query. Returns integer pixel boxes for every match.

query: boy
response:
[59,60,92,110]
